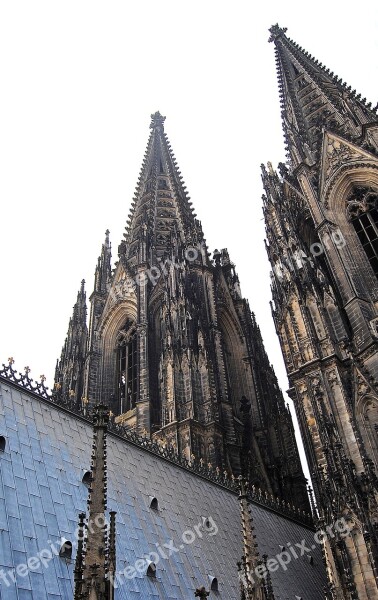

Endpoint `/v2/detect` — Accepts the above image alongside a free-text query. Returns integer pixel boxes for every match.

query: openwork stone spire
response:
[263,26,378,600]
[121,112,207,266]
[269,24,377,168]
[54,280,88,408]
[74,404,116,600]
[95,230,112,294]
[150,110,166,129]
[56,112,310,514]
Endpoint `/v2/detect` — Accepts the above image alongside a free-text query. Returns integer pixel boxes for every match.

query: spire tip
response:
[150,111,166,130]
[268,23,287,43]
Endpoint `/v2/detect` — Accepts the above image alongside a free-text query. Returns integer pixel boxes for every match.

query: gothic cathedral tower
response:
[55,111,309,511]
[263,25,378,599]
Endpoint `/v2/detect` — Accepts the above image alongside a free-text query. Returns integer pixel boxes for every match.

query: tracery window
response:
[346,187,378,278]
[116,319,138,414]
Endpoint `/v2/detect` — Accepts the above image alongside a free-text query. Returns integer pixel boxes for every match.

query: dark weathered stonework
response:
[263,24,378,600]
[54,112,310,512]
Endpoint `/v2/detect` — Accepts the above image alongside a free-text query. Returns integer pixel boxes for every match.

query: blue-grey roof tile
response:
[2,462,15,489]
[8,517,25,553]
[25,468,39,497]
[39,485,55,514]
[30,496,47,526]
[15,476,30,507]
[0,530,13,567]
[30,438,43,462]
[19,505,36,539]
[56,577,73,598]
[20,446,34,471]
[0,583,18,600]
[0,381,327,599]
[10,452,25,480]
[12,549,32,588]
[29,571,48,600]
[0,499,8,529]
[4,485,20,519]
[17,589,34,600]
[23,538,39,563]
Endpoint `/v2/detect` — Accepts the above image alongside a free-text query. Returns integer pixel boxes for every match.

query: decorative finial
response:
[150,111,166,130]
[74,403,114,599]
[268,24,288,43]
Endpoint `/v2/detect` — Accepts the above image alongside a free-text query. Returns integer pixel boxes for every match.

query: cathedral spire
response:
[121,112,208,266]
[80,112,310,511]
[73,279,87,324]
[95,230,112,294]
[150,110,166,130]
[54,280,87,407]
[269,24,377,167]
[74,404,116,600]
[264,27,378,600]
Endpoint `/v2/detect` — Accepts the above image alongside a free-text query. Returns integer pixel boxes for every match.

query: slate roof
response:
[0,379,326,599]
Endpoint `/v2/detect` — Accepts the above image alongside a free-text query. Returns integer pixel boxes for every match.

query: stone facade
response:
[55,112,309,512]
[263,24,378,600]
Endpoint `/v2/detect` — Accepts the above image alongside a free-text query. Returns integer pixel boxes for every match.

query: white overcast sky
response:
[1,1,377,480]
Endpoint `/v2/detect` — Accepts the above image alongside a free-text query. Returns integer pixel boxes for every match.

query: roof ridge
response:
[0,359,314,528]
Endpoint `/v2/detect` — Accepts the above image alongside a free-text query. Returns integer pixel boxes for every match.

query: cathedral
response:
[0,24,377,600]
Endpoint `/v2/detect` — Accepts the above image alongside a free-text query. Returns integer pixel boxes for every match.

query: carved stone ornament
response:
[327,369,338,388]
[357,375,369,396]
[310,375,323,398]
[298,382,308,395]
[346,187,378,220]
[325,137,363,179]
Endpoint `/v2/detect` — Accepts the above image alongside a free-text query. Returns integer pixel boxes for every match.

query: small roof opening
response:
[146,562,156,577]
[209,576,218,591]
[59,540,72,560]
[149,496,158,510]
[0,436,5,452]
[82,471,92,487]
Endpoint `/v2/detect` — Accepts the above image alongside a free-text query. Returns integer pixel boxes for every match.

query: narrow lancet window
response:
[346,187,378,278]
[116,319,138,414]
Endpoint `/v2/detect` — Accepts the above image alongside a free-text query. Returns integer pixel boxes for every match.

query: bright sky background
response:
[1,1,378,482]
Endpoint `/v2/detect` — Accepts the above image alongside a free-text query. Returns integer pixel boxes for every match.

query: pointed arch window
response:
[346,187,378,278]
[116,319,138,414]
